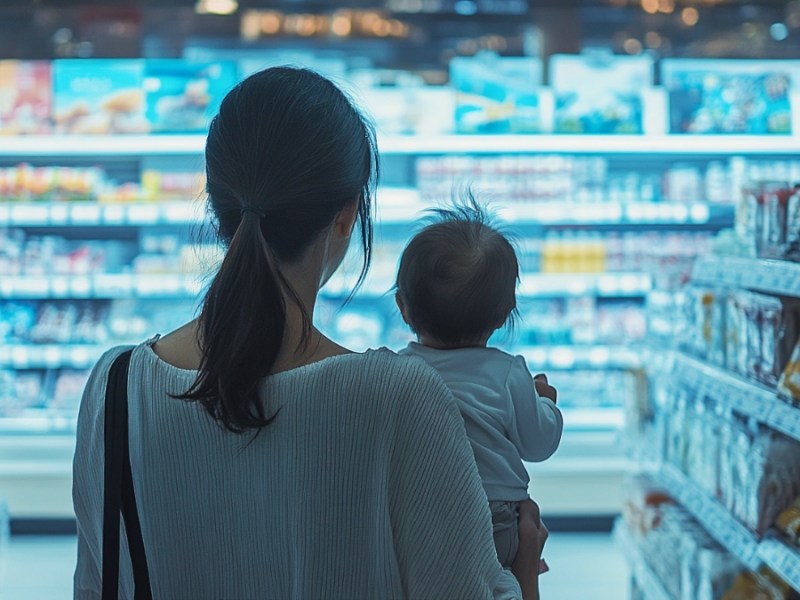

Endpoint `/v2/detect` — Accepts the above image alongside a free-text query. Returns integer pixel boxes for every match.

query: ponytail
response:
[177,211,307,433]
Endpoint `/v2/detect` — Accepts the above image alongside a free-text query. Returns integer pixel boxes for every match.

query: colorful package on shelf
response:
[722,567,798,599]
[0,61,52,135]
[737,181,800,260]
[550,53,651,134]
[778,339,800,402]
[0,164,102,202]
[775,497,800,545]
[48,370,91,414]
[358,86,454,135]
[450,53,544,134]
[0,370,44,414]
[662,59,800,135]
[144,60,237,134]
[53,59,148,135]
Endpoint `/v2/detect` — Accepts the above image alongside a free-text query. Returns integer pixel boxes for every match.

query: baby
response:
[396,198,563,600]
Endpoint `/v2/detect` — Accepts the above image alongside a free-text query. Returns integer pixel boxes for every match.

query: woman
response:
[73,67,523,598]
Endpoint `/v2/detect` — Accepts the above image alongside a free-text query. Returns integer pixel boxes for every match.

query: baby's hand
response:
[533,373,557,404]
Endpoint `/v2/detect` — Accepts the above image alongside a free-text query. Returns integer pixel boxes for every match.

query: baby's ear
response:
[395,292,410,325]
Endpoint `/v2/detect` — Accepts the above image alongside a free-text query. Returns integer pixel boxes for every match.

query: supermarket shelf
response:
[1,198,731,228]
[0,201,203,226]
[519,272,652,297]
[518,345,641,370]
[0,274,205,299]
[0,344,106,369]
[659,464,762,571]
[4,134,800,157]
[693,256,800,298]
[757,535,800,592]
[614,520,674,600]
[380,134,800,155]
[671,352,800,443]
[1,343,641,371]
[322,271,653,299]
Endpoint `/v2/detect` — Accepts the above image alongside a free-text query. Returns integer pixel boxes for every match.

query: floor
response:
[0,533,630,599]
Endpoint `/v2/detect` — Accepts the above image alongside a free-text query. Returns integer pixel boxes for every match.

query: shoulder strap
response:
[102,349,153,600]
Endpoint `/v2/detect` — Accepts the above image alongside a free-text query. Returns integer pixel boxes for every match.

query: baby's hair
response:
[395,190,519,347]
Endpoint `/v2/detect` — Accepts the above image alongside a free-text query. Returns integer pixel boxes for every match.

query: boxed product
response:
[722,567,798,599]
[662,59,800,135]
[778,339,800,402]
[775,496,800,545]
[550,53,652,134]
[737,181,800,260]
[144,60,238,133]
[357,86,454,135]
[0,61,52,135]
[450,53,544,134]
[53,59,149,134]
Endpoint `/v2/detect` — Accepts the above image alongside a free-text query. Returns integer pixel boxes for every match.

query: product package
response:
[144,60,238,133]
[550,53,652,134]
[722,567,798,599]
[662,59,800,135]
[0,60,52,135]
[450,53,544,134]
[737,182,800,260]
[53,59,148,134]
[775,496,800,545]
[778,339,800,402]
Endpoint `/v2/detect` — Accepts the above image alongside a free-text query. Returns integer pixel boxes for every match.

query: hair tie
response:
[240,204,266,218]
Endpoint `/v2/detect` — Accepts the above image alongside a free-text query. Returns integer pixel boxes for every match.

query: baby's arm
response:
[505,355,563,462]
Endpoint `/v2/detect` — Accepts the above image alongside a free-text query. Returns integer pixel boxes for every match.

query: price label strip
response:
[659,465,761,571]
[757,537,800,592]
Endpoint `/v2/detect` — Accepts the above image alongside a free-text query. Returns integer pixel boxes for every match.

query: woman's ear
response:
[333,198,359,239]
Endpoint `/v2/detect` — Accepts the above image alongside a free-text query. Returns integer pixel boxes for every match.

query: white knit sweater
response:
[73,340,521,599]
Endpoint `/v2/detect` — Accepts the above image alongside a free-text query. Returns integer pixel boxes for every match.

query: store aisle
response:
[1,532,628,599]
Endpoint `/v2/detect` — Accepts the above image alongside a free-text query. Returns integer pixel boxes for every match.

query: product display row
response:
[623,245,800,596]
[2,55,799,136]
[417,156,800,206]
[677,285,800,391]
[620,474,799,600]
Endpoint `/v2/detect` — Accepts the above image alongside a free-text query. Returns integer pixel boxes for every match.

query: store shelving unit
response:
[4,134,800,156]
[627,254,800,593]
[668,352,800,442]
[658,464,762,571]
[0,131,767,522]
[693,256,800,297]
[613,520,673,600]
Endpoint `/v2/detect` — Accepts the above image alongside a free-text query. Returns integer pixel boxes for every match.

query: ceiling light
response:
[681,7,699,26]
[195,0,238,15]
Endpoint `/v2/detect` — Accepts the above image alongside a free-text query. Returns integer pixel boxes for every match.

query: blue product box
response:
[53,59,148,135]
[450,54,543,134]
[144,60,238,134]
[551,53,652,134]
[662,59,800,135]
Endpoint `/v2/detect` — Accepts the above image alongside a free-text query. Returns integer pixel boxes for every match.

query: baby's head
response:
[395,195,519,349]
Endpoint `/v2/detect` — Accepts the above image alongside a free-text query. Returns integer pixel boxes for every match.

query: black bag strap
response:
[102,349,153,600]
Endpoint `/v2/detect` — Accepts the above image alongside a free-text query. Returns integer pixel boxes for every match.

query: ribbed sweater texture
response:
[73,341,520,599]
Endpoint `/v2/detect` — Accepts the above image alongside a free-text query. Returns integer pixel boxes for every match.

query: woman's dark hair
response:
[178,67,378,433]
[395,192,518,347]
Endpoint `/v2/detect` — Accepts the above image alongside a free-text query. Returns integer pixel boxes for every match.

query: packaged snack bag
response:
[778,339,800,402]
[0,61,51,135]
[775,496,800,545]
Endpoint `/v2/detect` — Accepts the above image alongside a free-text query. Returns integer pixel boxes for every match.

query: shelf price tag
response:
[768,402,800,442]
[128,205,160,225]
[70,204,101,224]
[49,204,69,224]
[10,204,48,225]
[758,538,800,590]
